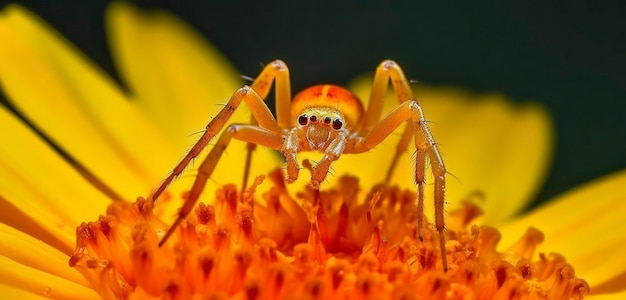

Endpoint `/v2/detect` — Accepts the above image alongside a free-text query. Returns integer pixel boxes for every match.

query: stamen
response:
[70,173,589,299]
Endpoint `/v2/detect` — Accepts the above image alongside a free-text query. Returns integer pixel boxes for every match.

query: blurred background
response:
[2,0,625,209]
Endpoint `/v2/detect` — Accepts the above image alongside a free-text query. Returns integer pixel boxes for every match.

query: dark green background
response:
[2,0,625,210]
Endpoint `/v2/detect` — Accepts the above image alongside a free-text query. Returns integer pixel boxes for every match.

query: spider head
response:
[291,84,363,150]
[296,107,345,150]
[291,85,364,128]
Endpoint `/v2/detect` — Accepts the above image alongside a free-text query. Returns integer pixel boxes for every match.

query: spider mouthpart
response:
[309,115,318,123]
[298,114,308,126]
[323,116,332,124]
[332,118,343,130]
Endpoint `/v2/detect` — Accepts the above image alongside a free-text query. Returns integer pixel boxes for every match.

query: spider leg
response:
[361,60,414,133]
[282,128,300,183]
[356,61,449,270]
[240,60,292,191]
[385,125,414,182]
[359,60,416,183]
[151,86,279,204]
[413,105,448,272]
[250,60,292,128]
[346,99,448,271]
[159,124,282,246]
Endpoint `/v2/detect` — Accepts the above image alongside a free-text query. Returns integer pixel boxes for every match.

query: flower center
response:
[69,169,589,299]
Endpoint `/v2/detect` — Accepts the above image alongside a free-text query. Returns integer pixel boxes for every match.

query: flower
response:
[1,2,625,299]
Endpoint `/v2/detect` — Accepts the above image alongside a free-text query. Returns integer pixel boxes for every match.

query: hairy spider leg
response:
[154,61,292,245]
[159,124,283,245]
[150,86,279,204]
[240,60,291,191]
[347,60,448,270]
[152,60,291,202]
[359,61,417,183]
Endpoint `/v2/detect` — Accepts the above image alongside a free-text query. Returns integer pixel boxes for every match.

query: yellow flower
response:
[0,2,624,299]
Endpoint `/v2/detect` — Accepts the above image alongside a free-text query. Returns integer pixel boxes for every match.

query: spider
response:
[150,60,448,270]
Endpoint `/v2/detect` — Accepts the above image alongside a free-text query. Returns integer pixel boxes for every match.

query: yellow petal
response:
[500,169,626,291]
[0,283,49,300]
[0,106,110,251]
[0,195,70,254]
[0,5,179,200]
[346,76,552,222]
[0,223,88,287]
[587,291,626,300]
[0,256,99,300]
[106,1,244,147]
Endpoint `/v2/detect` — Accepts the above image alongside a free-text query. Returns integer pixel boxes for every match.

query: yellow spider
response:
[150,60,448,270]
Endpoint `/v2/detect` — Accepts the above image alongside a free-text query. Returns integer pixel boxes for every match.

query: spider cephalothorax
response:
[292,85,359,151]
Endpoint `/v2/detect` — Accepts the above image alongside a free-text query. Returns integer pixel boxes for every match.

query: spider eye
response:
[332,118,343,130]
[323,116,332,124]
[309,115,318,123]
[298,114,308,126]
